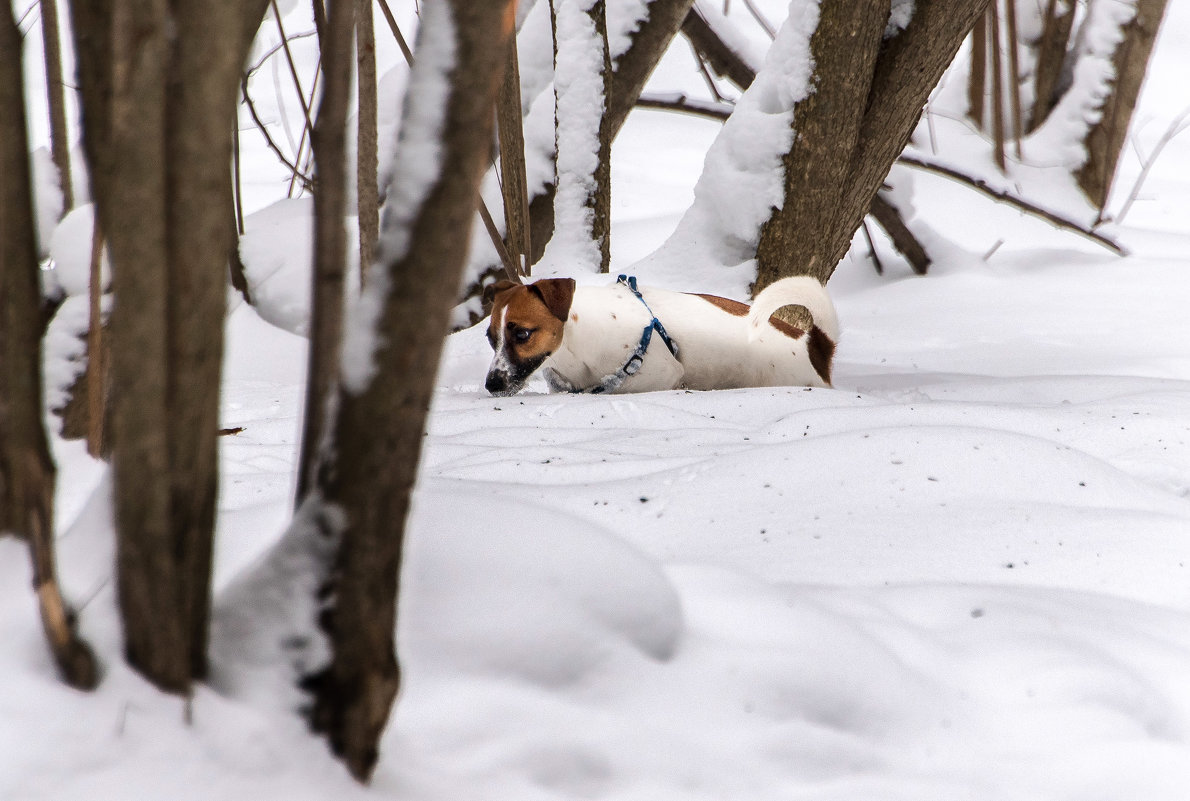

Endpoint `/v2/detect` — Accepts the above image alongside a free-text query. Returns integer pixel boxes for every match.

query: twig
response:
[375,0,414,65]
[288,57,322,197]
[268,0,316,140]
[245,31,318,77]
[86,220,105,458]
[860,219,884,275]
[741,0,775,39]
[478,198,522,282]
[1113,106,1190,225]
[897,154,1127,255]
[637,92,733,121]
[240,78,313,190]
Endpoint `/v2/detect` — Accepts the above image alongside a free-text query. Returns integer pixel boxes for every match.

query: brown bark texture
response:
[967,10,987,129]
[356,0,379,277]
[296,0,354,505]
[303,0,516,782]
[69,0,269,693]
[755,0,990,292]
[0,7,98,690]
[497,35,532,277]
[1076,0,1170,211]
[40,0,74,215]
[590,0,612,272]
[1028,0,1075,132]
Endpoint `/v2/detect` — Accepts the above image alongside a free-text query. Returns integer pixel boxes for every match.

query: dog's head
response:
[483,278,575,396]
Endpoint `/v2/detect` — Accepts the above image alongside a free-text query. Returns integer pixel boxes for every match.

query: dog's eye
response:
[513,328,532,344]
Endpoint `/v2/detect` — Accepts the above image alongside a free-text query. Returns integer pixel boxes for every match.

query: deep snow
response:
[6,1,1190,799]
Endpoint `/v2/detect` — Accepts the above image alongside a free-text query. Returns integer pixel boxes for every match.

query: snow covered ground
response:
[5,2,1190,799]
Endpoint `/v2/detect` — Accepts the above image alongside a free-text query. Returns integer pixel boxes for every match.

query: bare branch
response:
[897,154,1127,255]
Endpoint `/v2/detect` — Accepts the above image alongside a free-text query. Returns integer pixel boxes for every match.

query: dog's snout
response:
[485,372,508,395]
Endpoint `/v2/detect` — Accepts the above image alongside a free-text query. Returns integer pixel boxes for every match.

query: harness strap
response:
[565,275,679,394]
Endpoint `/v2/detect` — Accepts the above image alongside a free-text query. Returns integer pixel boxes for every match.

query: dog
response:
[483,275,838,396]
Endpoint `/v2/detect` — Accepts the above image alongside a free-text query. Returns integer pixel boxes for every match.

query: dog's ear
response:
[483,279,519,306]
[529,278,576,322]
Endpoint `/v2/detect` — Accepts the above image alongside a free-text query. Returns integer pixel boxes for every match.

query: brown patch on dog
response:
[692,293,806,339]
[808,326,836,385]
[486,280,573,363]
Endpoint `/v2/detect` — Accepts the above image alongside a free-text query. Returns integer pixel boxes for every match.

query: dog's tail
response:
[746,275,839,343]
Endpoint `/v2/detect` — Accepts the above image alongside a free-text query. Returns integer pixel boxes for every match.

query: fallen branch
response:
[869,194,931,274]
[897,154,1127,255]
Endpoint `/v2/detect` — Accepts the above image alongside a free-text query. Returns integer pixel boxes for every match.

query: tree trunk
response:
[302,0,516,782]
[296,0,354,506]
[527,0,696,267]
[1028,0,1075,132]
[755,0,990,293]
[355,0,379,278]
[590,0,612,272]
[0,7,98,690]
[1076,0,1170,212]
[69,0,270,693]
[497,36,532,276]
[40,0,73,216]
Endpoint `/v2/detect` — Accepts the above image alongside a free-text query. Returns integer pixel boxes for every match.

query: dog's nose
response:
[485,372,507,394]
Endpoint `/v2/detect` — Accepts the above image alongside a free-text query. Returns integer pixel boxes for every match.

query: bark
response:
[303,0,516,781]
[967,10,987,129]
[590,0,612,272]
[869,194,931,275]
[1076,0,1170,212]
[70,0,270,692]
[527,0,698,266]
[0,7,98,690]
[755,0,887,296]
[680,6,757,91]
[756,0,990,292]
[989,4,1006,171]
[497,36,531,277]
[296,0,354,506]
[40,0,73,215]
[356,0,379,278]
[1028,0,1075,132]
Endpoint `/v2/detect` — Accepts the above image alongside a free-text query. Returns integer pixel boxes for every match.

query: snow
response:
[538,0,613,276]
[7,2,1190,800]
[342,0,455,394]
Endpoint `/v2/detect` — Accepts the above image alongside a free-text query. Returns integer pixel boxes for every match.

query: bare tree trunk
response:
[755,0,989,292]
[590,0,612,272]
[1076,0,1170,212]
[869,194,931,275]
[0,7,98,690]
[296,0,353,506]
[497,36,532,276]
[40,0,73,216]
[356,0,379,278]
[967,10,987,129]
[302,0,515,781]
[1028,0,1075,132]
[70,0,270,692]
[989,3,1007,172]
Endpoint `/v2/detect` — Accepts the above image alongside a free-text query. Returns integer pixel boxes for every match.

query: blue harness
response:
[558,275,679,395]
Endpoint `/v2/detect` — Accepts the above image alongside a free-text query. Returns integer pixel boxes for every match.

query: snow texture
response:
[9,3,1190,800]
[537,0,613,277]
[341,0,455,394]
[632,0,820,299]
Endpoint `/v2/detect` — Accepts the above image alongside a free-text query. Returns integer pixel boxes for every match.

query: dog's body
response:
[484,276,838,396]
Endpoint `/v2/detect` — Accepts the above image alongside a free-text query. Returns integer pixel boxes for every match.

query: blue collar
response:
[558,275,680,395]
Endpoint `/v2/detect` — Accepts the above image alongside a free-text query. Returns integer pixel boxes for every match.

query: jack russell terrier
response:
[483,275,838,396]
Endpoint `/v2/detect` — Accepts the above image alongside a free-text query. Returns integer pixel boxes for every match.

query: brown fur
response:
[808,326,835,385]
[692,293,806,339]
[487,281,571,366]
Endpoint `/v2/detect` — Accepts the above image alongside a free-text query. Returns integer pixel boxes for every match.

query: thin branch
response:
[246,30,318,77]
[1004,0,1024,159]
[741,0,775,39]
[860,219,884,275]
[989,3,1006,172]
[1113,106,1190,224]
[637,92,733,121]
[241,77,314,190]
[288,57,322,197]
[269,0,316,137]
[478,194,522,282]
[375,0,414,65]
[897,154,1127,255]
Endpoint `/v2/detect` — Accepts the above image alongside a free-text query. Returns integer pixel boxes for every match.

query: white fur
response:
[539,277,837,393]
